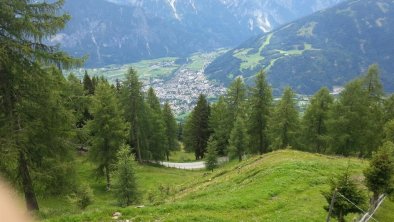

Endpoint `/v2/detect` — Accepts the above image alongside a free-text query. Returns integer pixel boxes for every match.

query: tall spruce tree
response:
[0,0,81,211]
[183,94,210,160]
[120,68,147,163]
[229,116,249,161]
[301,87,333,153]
[226,76,247,122]
[248,70,272,154]
[364,141,394,205]
[83,71,95,95]
[163,102,179,161]
[268,87,300,150]
[328,68,384,157]
[209,96,231,155]
[145,87,167,161]
[87,82,127,191]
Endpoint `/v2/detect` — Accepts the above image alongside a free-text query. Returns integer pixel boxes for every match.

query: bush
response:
[68,184,94,210]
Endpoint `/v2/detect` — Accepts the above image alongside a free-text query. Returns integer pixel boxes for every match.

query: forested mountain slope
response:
[206,0,394,94]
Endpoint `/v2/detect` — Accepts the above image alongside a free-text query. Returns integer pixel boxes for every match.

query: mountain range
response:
[52,0,343,67]
[205,0,394,94]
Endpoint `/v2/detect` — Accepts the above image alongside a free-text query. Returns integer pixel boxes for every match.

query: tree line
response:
[184,65,394,166]
[0,0,179,210]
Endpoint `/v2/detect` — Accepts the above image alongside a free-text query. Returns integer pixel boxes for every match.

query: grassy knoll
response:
[39,150,392,222]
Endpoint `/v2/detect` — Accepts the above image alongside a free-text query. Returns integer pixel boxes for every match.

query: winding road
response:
[157,157,229,170]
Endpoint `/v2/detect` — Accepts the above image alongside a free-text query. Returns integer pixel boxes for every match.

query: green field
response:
[39,150,393,222]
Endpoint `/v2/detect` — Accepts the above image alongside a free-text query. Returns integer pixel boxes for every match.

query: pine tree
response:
[120,68,147,163]
[268,87,300,150]
[323,172,366,222]
[209,96,231,155]
[0,0,81,211]
[328,74,383,156]
[248,70,272,154]
[183,94,210,160]
[364,141,394,205]
[225,76,247,122]
[83,71,95,95]
[229,116,249,161]
[114,145,139,207]
[87,82,127,191]
[145,87,167,161]
[301,87,333,153]
[205,136,219,171]
[163,102,179,161]
[384,94,394,122]
[383,120,394,143]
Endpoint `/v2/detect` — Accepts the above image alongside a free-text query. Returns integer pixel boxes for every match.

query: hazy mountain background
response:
[206,0,394,93]
[53,0,344,67]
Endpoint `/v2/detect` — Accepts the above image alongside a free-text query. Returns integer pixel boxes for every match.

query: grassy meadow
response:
[37,150,394,222]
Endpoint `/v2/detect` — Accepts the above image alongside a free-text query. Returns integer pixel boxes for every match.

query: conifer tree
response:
[120,68,147,163]
[323,172,366,222]
[248,70,272,154]
[328,74,383,156]
[226,76,247,122]
[301,87,333,153]
[383,120,394,143]
[205,136,219,171]
[114,145,139,207]
[87,82,127,191]
[229,116,249,161]
[0,0,81,211]
[384,94,394,122]
[268,87,300,150]
[183,94,210,159]
[83,71,95,95]
[209,96,231,155]
[145,87,167,161]
[163,102,179,160]
[364,142,394,205]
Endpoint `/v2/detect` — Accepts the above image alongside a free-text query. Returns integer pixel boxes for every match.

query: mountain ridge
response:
[205,0,394,94]
[53,0,344,67]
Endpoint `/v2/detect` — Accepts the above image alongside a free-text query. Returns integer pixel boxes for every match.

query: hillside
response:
[53,0,343,67]
[205,0,394,94]
[41,150,386,222]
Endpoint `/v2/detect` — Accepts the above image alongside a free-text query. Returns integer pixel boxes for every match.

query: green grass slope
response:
[206,0,394,94]
[40,150,392,222]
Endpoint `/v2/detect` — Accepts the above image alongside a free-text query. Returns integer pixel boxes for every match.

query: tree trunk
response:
[338,210,344,222]
[105,165,110,191]
[18,151,39,211]
[372,192,379,208]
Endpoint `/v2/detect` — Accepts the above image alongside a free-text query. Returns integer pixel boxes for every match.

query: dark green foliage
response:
[248,70,272,154]
[184,94,211,160]
[384,120,394,143]
[68,184,94,210]
[301,87,333,153]
[229,116,249,161]
[87,82,127,190]
[120,68,147,163]
[205,136,219,171]
[384,94,394,122]
[163,102,179,161]
[328,68,384,157]
[145,87,167,161]
[225,76,247,122]
[269,87,300,150]
[114,145,139,207]
[83,72,95,95]
[323,172,366,222]
[209,96,231,155]
[364,142,394,204]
